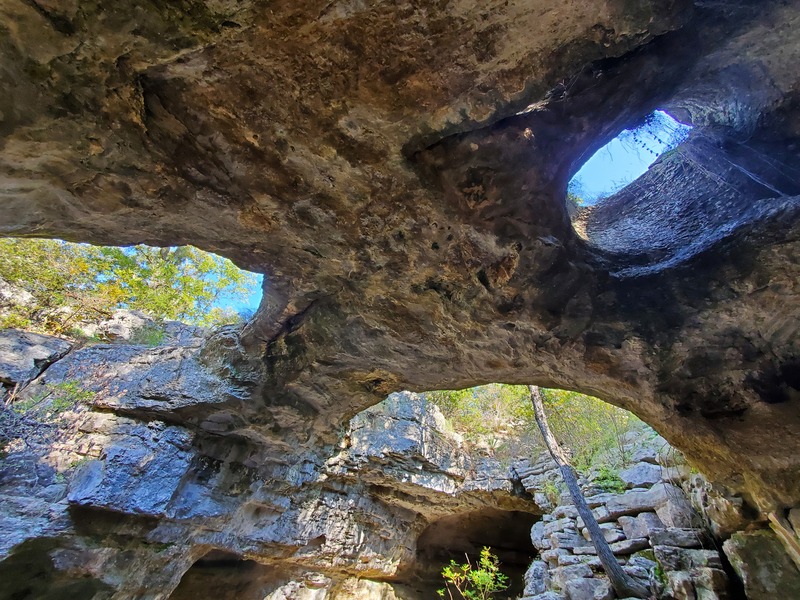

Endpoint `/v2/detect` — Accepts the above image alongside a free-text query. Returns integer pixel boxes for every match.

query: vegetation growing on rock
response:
[425,384,642,472]
[0,238,258,333]
[438,547,510,600]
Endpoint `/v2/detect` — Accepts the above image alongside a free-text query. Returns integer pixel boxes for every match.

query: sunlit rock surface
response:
[2,0,800,596]
[1,335,539,598]
[2,0,799,514]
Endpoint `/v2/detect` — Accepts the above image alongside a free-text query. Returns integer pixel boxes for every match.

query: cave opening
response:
[567,110,692,207]
[0,539,113,600]
[169,550,277,600]
[414,508,540,598]
[0,238,263,331]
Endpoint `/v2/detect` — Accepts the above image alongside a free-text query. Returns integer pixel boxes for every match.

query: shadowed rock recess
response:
[2,0,800,597]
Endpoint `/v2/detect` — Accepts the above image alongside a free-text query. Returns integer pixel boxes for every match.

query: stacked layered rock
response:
[517,436,730,600]
[4,320,800,598]
[1,324,540,599]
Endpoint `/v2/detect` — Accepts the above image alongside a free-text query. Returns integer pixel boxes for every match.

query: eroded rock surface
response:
[0,329,71,386]
[2,0,799,517]
[3,0,800,596]
[0,331,540,598]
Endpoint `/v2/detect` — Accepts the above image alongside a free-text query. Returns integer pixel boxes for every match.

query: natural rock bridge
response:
[2,0,800,597]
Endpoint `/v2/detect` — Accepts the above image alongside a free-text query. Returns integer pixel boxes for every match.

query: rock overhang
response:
[1,0,799,513]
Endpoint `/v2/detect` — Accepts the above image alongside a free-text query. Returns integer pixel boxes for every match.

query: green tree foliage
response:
[0,238,258,333]
[425,384,641,470]
[438,547,509,600]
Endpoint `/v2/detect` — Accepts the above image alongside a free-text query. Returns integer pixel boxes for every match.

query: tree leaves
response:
[0,238,259,332]
[425,384,640,470]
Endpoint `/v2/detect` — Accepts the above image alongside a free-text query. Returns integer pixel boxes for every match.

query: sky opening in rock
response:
[229,273,263,315]
[568,110,692,205]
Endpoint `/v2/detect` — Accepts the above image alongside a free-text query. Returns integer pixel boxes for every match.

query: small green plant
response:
[0,312,32,330]
[437,547,509,600]
[594,466,627,493]
[130,323,166,346]
[542,479,563,506]
[68,455,92,470]
[12,380,96,420]
[67,327,104,344]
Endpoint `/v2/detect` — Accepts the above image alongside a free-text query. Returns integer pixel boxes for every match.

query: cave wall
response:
[0,325,539,598]
[2,0,800,593]
[2,0,799,514]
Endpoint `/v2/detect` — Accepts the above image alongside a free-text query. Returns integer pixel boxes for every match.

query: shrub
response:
[129,323,166,346]
[0,238,258,333]
[542,479,563,506]
[12,380,96,421]
[594,465,627,493]
[438,547,509,600]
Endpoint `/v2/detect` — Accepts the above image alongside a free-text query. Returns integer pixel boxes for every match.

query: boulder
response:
[693,567,729,600]
[78,310,151,342]
[524,560,550,597]
[532,521,550,550]
[550,531,586,550]
[557,554,585,566]
[584,493,616,509]
[580,523,625,544]
[604,484,676,519]
[551,563,592,590]
[619,463,663,489]
[573,537,649,556]
[590,506,613,524]
[0,330,71,386]
[0,279,34,310]
[541,549,571,567]
[656,495,699,528]
[618,512,665,539]
[666,570,696,600]
[723,529,800,599]
[67,420,196,517]
[649,528,706,548]
[563,576,613,600]
[545,517,579,537]
[653,546,723,572]
[554,505,580,519]
[629,436,668,465]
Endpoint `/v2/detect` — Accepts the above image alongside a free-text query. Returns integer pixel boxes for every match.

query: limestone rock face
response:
[0,329,71,386]
[0,0,799,516]
[3,0,800,597]
[0,330,540,599]
[723,530,800,600]
[520,446,736,600]
[619,463,663,489]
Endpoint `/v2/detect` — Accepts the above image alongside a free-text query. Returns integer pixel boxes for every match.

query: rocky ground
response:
[2,314,800,599]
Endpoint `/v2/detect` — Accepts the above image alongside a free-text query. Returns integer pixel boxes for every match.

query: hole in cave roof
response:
[568,110,692,207]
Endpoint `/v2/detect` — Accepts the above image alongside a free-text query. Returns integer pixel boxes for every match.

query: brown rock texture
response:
[2,0,800,528]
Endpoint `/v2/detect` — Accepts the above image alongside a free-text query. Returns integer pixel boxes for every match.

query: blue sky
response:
[569,110,691,204]
[225,273,263,315]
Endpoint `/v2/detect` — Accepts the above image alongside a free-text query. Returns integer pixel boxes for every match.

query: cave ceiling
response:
[2,0,800,509]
